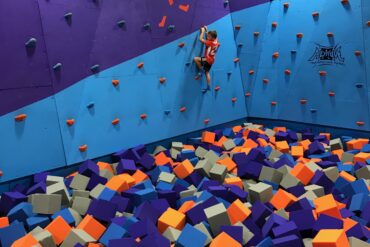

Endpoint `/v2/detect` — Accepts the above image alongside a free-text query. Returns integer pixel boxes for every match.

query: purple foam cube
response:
[247,130,260,141]
[272,234,303,247]
[157,190,179,208]
[184,172,202,187]
[132,145,147,159]
[33,171,50,183]
[26,181,46,195]
[111,195,132,213]
[134,201,162,223]
[251,201,273,227]
[186,203,206,225]
[208,186,228,199]
[262,214,288,237]
[308,141,325,155]
[225,185,248,203]
[0,192,27,214]
[78,159,99,177]
[289,210,316,232]
[108,238,137,247]
[138,153,155,170]
[247,148,266,162]
[237,160,263,179]
[275,131,289,142]
[346,223,369,240]
[287,131,298,142]
[313,214,343,233]
[117,159,137,175]
[220,225,243,244]
[86,173,108,191]
[302,132,314,141]
[11,184,28,194]
[272,221,300,238]
[311,170,334,194]
[286,198,312,212]
[149,199,169,215]
[286,185,306,198]
[128,219,158,238]
[87,199,117,222]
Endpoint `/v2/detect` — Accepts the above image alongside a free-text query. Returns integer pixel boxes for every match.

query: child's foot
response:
[195,72,202,80]
[202,85,211,93]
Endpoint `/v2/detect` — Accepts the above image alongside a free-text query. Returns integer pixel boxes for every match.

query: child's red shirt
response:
[204,39,220,65]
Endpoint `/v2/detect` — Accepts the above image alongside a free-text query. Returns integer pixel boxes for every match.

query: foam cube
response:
[280,173,302,189]
[226,199,251,224]
[46,182,71,205]
[77,215,106,240]
[290,163,315,185]
[46,175,64,186]
[45,216,72,245]
[163,226,181,243]
[210,232,241,247]
[32,229,56,247]
[158,208,186,233]
[60,229,95,247]
[248,182,273,203]
[0,222,27,247]
[259,166,283,184]
[0,192,27,215]
[174,160,194,179]
[209,164,227,182]
[195,159,213,177]
[99,223,128,246]
[176,223,207,247]
[70,174,90,191]
[204,203,231,235]
[30,194,62,214]
[312,229,349,247]
[270,189,298,209]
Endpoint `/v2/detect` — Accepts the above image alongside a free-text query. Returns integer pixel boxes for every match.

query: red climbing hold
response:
[178,42,185,48]
[272,52,279,58]
[66,119,75,126]
[140,114,147,120]
[300,99,307,105]
[327,32,334,37]
[283,2,289,8]
[112,79,119,86]
[179,4,190,12]
[180,107,186,112]
[232,97,237,103]
[254,32,260,37]
[263,79,269,84]
[354,51,362,56]
[215,86,220,91]
[234,25,241,30]
[79,145,87,152]
[112,118,120,125]
[158,16,167,28]
[296,33,303,38]
[329,91,335,97]
[312,12,319,17]
[367,21,370,27]
[159,77,166,84]
[341,0,349,5]
[285,69,291,75]
[234,58,240,63]
[356,121,365,126]
[245,92,251,97]
[271,101,277,106]
[249,70,255,75]
[0,171,3,177]
[15,114,27,122]
[204,119,210,124]
[319,71,327,77]
[137,62,144,69]
[272,22,278,28]
[168,0,174,6]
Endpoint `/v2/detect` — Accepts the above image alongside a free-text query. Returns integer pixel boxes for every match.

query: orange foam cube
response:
[77,215,106,240]
[290,163,315,185]
[313,194,341,219]
[173,159,194,179]
[105,174,135,193]
[319,133,331,140]
[132,169,149,184]
[332,149,344,159]
[215,136,228,147]
[343,218,358,232]
[227,199,251,225]
[270,189,298,210]
[224,177,243,189]
[257,138,268,147]
[273,127,286,132]
[346,138,369,150]
[0,217,9,228]
[353,152,370,164]
[299,139,312,150]
[97,162,114,173]
[155,152,173,166]
[339,171,356,182]
[312,229,349,247]
[202,131,216,144]
[210,232,242,247]
[291,146,304,157]
[183,145,195,150]
[158,208,186,233]
[217,157,237,171]
[11,233,38,247]
[45,216,72,245]
[242,139,258,149]
[178,201,195,214]
[276,141,289,153]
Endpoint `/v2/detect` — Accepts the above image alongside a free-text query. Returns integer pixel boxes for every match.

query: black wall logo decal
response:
[309,44,345,66]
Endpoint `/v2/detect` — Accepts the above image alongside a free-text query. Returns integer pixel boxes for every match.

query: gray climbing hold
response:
[310,108,317,113]
[64,12,72,20]
[25,38,37,48]
[168,25,175,32]
[237,43,243,47]
[224,0,229,7]
[117,20,126,28]
[291,50,297,54]
[227,71,232,76]
[87,102,94,109]
[53,63,62,70]
[143,23,151,30]
[164,110,171,115]
[185,62,191,66]
[90,64,100,73]
[355,83,364,88]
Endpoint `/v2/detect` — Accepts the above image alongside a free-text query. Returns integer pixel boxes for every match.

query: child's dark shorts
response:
[201,57,212,72]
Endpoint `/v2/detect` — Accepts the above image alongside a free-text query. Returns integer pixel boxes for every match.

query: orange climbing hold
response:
[329,91,335,97]
[158,16,167,28]
[15,114,27,122]
[263,79,269,84]
[367,21,370,26]
[285,69,291,75]
[180,106,186,112]
[112,79,119,86]
[356,121,365,126]
[179,4,189,12]
[159,77,166,84]
[297,33,303,38]
[234,25,241,30]
[249,70,255,75]
[272,52,279,58]
[271,101,277,106]
[178,42,185,48]
[354,50,362,56]
[272,22,278,28]
[234,58,240,63]
[245,92,251,97]
[254,32,260,36]
[231,97,237,103]
[319,71,327,76]
[168,0,174,6]
[137,62,144,69]
[341,0,349,5]
[327,32,334,37]
[300,99,307,104]
[312,12,319,17]
[204,119,210,124]
[112,118,120,125]
[140,114,147,120]
[283,2,289,8]
[215,86,220,91]
[79,145,87,152]
[66,119,75,126]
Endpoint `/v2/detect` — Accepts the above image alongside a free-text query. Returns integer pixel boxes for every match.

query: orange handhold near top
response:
[263,79,269,84]
[15,114,27,122]
[168,0,174,6]
[234,58,240,63]
[245,92,251,97]
[112,79,119,86]
[112,118,120,125]
[234,25,241,30]
[140,114,147,119]
[204,118,210,124]
[178,42,185,48]
[231,97,237,103]
[354,50,362,56]
[137,62,144,69]
[291,162,315,185]
[210,232,242,247]
[180,106,186,112]
[254,32,260,36]
[329,91,335,97]
[312,12,319,17]
[327,32,334,37]
[367,21,370,27]
[227,199,251,225]
[285,69,291,75]
[45,216,72,245]
[249,70,255,75]
[179,4,190,12]
[173,159,194,179]
[296,33,303,38]
[271,101,277,106]
[66,119,75,126]
[158,16,167,28]
[341,0,349,5]
[319,71,327,76]
[300,99,307,104]
[272,22,278,28]
[79,145,87,152]
[312,229,350,247]
[159,77,166,83]
[270,189,298,209]
[283,2,289,8]
[158,208,186,233]
[215,86,220,91]
[272,52,279,58]
[77,215,106,240]
[202,131,216,144]
[356,121,365,126]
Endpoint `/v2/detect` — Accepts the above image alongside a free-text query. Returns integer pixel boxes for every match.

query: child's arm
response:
[199,27,206,44]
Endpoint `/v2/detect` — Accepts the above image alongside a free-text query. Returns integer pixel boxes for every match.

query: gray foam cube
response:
[209,164,227,182]
[204,150,219,163]
[234,222,254,245]
[341,152,354,163]
[275,209,289,220]
[60,229,96,247]
[170,148,181,160]
[296,133,303,142]
[222,139,236,151]
[259,166,283,184]
[90,184,105,199]
[298,190,318,201]
[195,146,208,158]
[158,172,176,184]
[348,237,368,247]
[111,163,119,175]
[304,185,325,197]
[268,149,283,160]
[30,226,44,236]
[72,196,92,216]
[46,182,71,205]
[72,190,90,199]
[277,165,292,175]
[264,128,276,137]
[70,174,90,191]
[163,227,181,243]
[33,230,56,247]
[171,142,183,151]
[194,223,213,245]
[323,167,339,182]
[280,173,301,189]
[99,169,113,180]
[329,138,343,151]
[46,175,64,186]
[31,194,62,215]
[194,159,213,177]
[68,208,82,226]
[180,188,197,198]
[355,166,370,179]
[204,203,231,236]
[306,161,323,173]
[303,238,312,247]
[153,145,167,155]
[248,182,273,203]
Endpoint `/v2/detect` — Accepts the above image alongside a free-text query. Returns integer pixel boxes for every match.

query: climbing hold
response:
[25,38,37,48]
[367,21,370,27]
[223,0,229,7]
[271,101,277,106]
[231,97,237,103]
[66,119,75,126]
[140,114,147,120]
[90,64,100,73]
[354,51,362,56]
[64,12,72,20]
[112,118,120,125]
[204,119,210,124]
[312,12,319,18]
[15,114,27,122]
[272,22,278,28]
[291,50,297,54]
[234,58,240,63]
[254,32,260,37]
[341,0,349,5]
[249,70,255,75]
[185,61,191,66]
[227,71,232,76]
[215,86,220,91]
[179,4,190,12]
[234,25,241,30]
[355,83,364,88]
[328,91,335,97]
[159,77,166,84]
[87,102,94,109]
[356,121,365,126]
[164,110,171,115]
[327,32,334,37]
[137,62,144,69]
[158,16,167,28]
[79,145,87,152]
[117,20,126,28]
[283,3,289,9]
[285,69,291,75]
[167,25,175,32]
[112,79,119,86]
[168,0,174,6]
[143,23,151,30]
[296,33,303,38]
[300,99,307,105]
[245,92,251,97]
[178,42,185,48]
[263,79,269,84]
[237,43,243,47]
[0,171,3,177]
[180,107,186,112]
[319,71,327,77]
[53,63,62,71]
[310,109,317,113]
[272,52,279,58]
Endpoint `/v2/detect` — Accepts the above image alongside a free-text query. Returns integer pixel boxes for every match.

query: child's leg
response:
[194,57,203,70]
[205,71,211,86]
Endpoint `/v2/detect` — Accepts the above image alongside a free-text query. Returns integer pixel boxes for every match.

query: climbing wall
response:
[231,0,370,130]
[0,0,250,182]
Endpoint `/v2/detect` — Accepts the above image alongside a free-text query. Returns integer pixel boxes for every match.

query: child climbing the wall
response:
[194,26,220,93]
